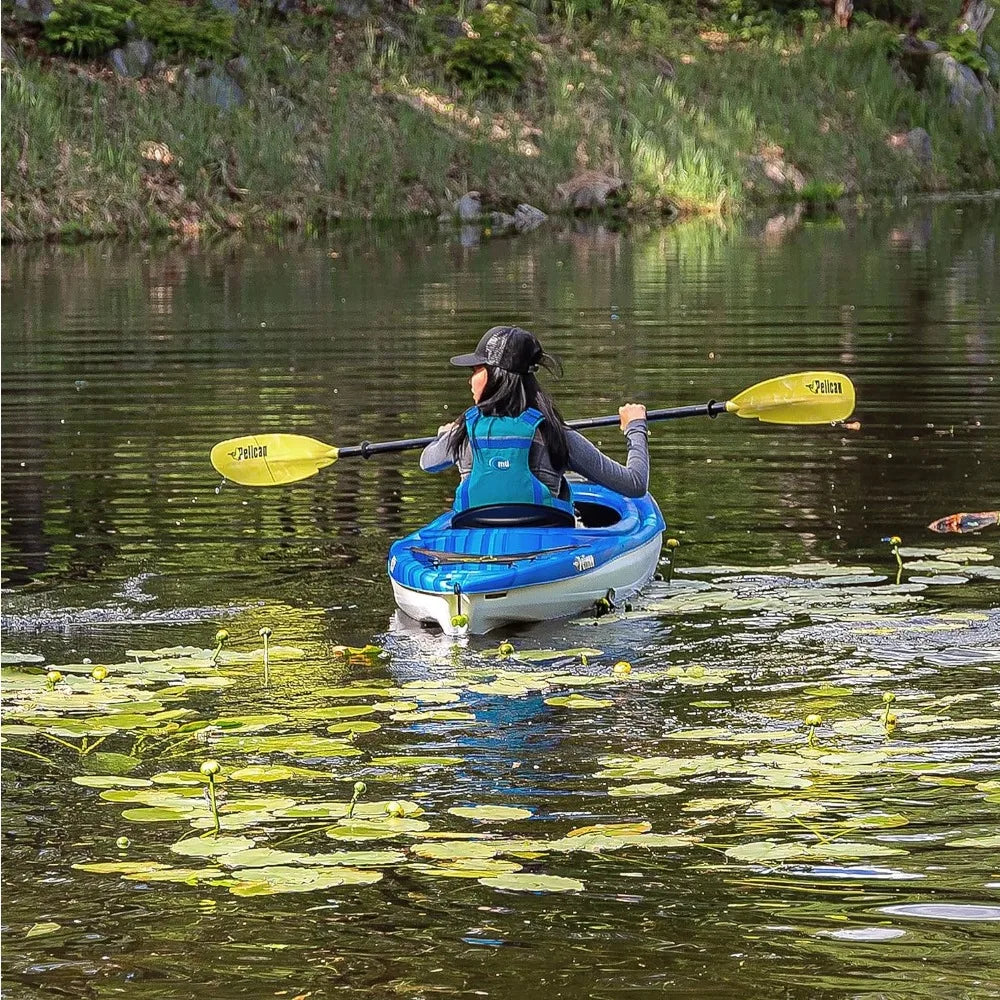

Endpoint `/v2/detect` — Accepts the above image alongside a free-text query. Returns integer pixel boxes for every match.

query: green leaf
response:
[479,873,584,892]
[448,805,533,821]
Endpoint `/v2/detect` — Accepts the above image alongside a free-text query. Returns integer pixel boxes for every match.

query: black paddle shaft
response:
[339,400,726,459]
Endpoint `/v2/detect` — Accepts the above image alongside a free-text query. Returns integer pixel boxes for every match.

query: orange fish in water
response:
[927,511,999,534]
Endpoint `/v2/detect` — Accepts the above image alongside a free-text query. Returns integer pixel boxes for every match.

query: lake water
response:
[2,200,999,999]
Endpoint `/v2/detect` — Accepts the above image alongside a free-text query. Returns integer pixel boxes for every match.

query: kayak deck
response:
[387,482,665,634]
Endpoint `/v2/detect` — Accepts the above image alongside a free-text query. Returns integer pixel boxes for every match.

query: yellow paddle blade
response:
[210,434,338,486]
[726,371,855,424]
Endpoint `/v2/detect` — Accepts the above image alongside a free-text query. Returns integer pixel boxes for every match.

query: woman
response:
[420,326,649,520]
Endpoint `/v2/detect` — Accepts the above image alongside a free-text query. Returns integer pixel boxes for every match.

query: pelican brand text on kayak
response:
[229,444,268,461]
[804,378,844,395]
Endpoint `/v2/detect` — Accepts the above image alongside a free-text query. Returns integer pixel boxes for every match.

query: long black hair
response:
[448,359,570,470]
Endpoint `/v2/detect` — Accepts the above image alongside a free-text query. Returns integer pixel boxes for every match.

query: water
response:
[2,200,999,999]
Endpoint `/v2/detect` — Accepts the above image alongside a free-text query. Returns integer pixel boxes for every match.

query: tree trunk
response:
[960,0,995,36]
[834,0,853,29]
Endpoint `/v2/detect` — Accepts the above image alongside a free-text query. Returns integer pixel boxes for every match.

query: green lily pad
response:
[682,797,746,813]
[325,721,382,735]
[80,753,141,775]
[479,873,583,892]
[228,765,331,783]
[25,922,61,938]
[608,782,684,797]
[208,735,362,757]
[448,805,533,822]
[72,775,153,789]
[513,648,603,663]
[544,694,613,709]
[121,807,197,823]
[171,836,255,858]
[410,859,524,879]
[326,817,430,841]
[228,865,382,895]
[222,847,311,868]
[371,702,420,714]
[751,798,825,819]
[124,867,225,883]
[297,705,376,721]
[945,834,1000,848]
[390,710,477,723]
[72,861,172,874]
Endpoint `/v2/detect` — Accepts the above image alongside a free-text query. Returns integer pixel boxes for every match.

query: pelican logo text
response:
[488,457,511,471]
[229,444,268,462]
[805,378,843,396]
[573,554,596,572]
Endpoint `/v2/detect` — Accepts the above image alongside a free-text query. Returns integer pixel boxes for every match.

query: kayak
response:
[387,482,665,635]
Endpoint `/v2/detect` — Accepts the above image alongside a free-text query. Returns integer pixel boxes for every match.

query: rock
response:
[897,35,937,87]
[226,54,251,87]
[888,126,933,167]
[556,171,627,212]
[459,225,481,248]
[744,151,806,195]
[109,39,155,78]
[652,54,675,79]
[208,0,239,13]
[513,203,547,233]
[489,211,517,233]
[185,66,245,110]
[455,191,483,222]
[435,14,466,38]
[932,51,995,133]
[13,0,54,23]
[984,44,1000,80]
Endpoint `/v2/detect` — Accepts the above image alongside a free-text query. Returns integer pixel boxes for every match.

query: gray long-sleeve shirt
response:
[419,419,650,499]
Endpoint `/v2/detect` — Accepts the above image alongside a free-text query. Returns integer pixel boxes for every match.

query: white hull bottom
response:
[390,534,663,636]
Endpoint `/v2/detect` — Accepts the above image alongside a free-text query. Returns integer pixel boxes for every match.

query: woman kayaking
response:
[420,325,649,523]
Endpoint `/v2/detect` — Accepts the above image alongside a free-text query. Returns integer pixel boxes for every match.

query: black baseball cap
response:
[450,326,545,375]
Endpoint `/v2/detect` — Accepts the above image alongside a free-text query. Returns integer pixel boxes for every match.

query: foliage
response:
[39,0,134,58]
[942,29,990,74]
[134,1,235,60]
[444,3,537,94]
[38,0,234,61]
[800,179,846,205]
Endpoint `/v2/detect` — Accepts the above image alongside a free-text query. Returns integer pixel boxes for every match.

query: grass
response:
[2,6,999,242]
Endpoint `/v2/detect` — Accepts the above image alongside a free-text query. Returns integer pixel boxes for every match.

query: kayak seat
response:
[450,504,576,530]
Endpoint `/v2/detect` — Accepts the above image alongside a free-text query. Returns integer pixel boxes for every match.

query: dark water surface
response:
[2,201,999,999]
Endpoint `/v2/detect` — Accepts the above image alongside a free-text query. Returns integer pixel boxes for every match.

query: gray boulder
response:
[888,126,933,167]
[185,66,245,110]
[109,39,155,79]
[455,191,483,222]
[489,211,517,233]
[208,0,239,13]
[556,171,627,212]
[932,51,995,132]
[744,152,806,195]
[13,0,54,23]
[513,203,547,233]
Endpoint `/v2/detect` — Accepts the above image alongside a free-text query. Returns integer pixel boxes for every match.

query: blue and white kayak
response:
[387,483,665,635]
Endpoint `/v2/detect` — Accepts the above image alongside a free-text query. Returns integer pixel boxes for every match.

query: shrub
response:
[39,0,234,62]
[39,0,134,58]
[942,29,989,75]
[444,3,536,95]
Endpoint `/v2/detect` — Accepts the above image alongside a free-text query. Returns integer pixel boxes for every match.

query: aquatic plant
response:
[664,538,680,584]
[211,630,230,666]
[116,836,130,850]
[91,666,108,683]
[346,781,366,820]
[259,627,272,686]
[450,614,469,629]
[805,713,822,747]
[200,759,223,837]
[45,670,63,690]
[613,661,633,675]
[498,641,515,658]
[881,692,896,727]
[883,535,903,584]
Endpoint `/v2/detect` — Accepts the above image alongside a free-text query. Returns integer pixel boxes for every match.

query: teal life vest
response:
[452,406,576,518]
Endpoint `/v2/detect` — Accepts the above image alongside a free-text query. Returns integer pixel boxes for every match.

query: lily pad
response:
[448,805,533,822]
[479,872,584,892]
[608,782,683,797]
[228,865,381,895]
[945,834,1000,848]
[121,806,198,823]
[171,836,255,858]
[228,765,331,783]
[544,694,613,710]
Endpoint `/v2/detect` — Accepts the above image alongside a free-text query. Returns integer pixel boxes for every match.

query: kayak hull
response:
[387,483,665,636]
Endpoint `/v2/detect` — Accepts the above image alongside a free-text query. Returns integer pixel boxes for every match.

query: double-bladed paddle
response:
[211,370,856,487]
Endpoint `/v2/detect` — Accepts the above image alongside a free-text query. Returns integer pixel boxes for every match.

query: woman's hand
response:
[619,403,647,432]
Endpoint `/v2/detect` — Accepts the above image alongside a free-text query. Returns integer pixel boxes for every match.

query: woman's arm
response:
[565,419,650,497]
[419,424,457,473]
